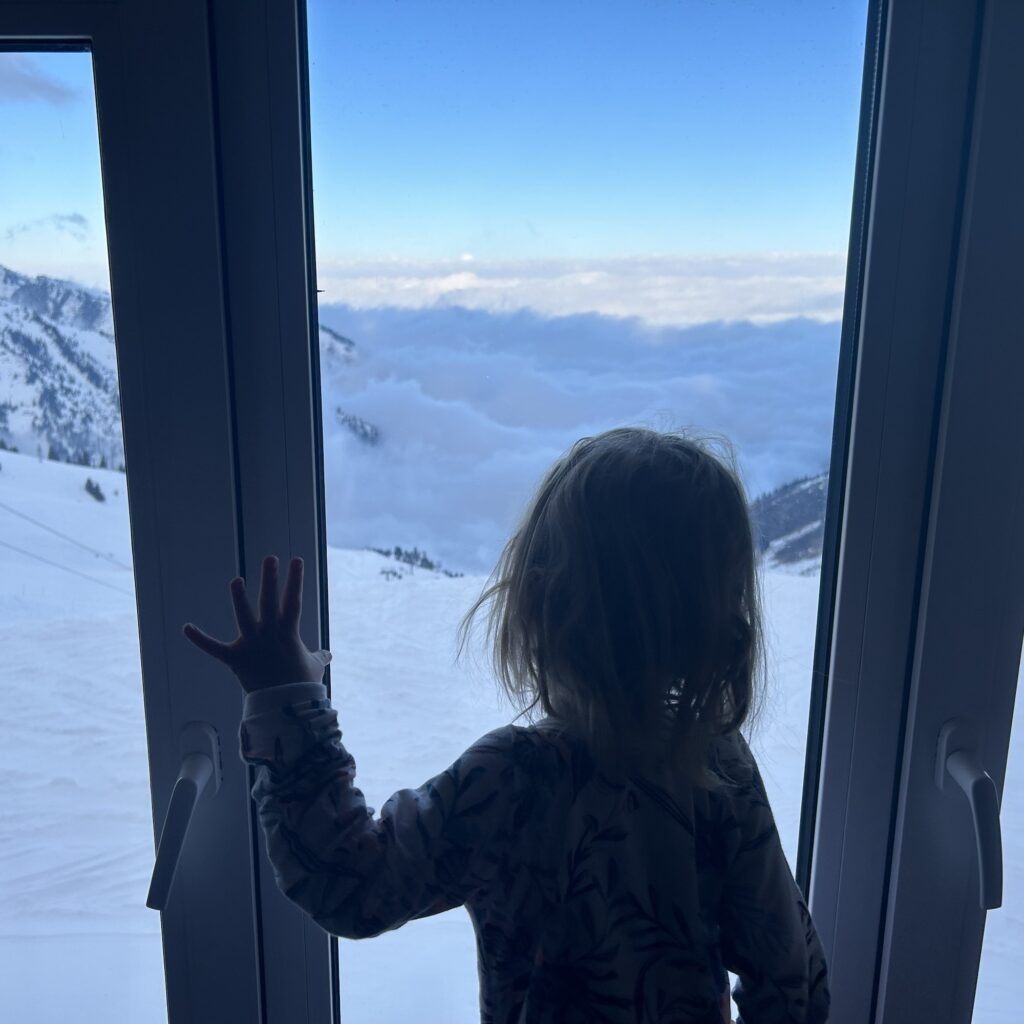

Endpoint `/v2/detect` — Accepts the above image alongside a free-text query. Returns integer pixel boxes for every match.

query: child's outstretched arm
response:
[714,733,830,1024]
[182,554,517,938]
[239,683,515,937]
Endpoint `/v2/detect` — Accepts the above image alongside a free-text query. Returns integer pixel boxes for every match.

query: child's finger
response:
[281,557,303,629]
[258,555,279,624]
[230,577,257,635]
[182,623,235,664]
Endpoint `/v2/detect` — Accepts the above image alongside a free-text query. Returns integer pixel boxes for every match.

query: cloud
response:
[5,213,90,242]
[314,253,847,327]
[317,303,842,572]
[0,54,77,104]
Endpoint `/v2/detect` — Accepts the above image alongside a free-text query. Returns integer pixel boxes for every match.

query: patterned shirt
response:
[239,681,829,1024]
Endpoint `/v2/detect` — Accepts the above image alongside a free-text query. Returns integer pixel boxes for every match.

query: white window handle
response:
[935,718,1003,910]
[146,721,223,911]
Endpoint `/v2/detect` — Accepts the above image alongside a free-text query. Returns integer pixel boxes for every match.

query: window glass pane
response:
[306,3,867,1019]
[973,651,1022,1021]
[0,51,166,1022]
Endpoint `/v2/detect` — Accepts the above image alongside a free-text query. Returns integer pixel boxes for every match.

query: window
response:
[1,9,310,1019]
[0,49,167,1022]
[305,1,868,1018]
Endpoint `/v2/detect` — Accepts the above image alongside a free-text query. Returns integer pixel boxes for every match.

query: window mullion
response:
[205,1,334,1022]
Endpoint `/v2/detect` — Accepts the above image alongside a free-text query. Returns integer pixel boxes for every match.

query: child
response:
[183,426,830,1024]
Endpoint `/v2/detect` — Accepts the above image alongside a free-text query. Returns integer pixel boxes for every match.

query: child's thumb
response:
[317,649,332,664]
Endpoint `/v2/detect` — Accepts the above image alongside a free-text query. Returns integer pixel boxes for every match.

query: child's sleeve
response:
[237,681,516,939]
[714,732,830,1024]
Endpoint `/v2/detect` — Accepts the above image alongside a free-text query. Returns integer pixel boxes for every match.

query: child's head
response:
[462,426,764,784]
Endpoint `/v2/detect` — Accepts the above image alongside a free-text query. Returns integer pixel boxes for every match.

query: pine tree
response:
[84,477,106,502]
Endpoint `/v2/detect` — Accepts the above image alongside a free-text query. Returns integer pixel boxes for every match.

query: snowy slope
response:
[750,473,829,569]
[0,447,1019,1021]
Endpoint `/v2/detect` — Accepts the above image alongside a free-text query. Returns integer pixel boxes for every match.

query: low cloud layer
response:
[315,253,847,327]
[0,54,77,105]
[317,303,841,573]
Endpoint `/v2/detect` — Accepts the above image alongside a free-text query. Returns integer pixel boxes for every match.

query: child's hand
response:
[182,555,332,694]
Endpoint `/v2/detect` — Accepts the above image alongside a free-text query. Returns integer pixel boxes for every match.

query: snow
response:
[0,447,1019,1021]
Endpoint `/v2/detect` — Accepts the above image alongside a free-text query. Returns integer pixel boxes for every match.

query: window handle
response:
[146,721,223,911]
[935,718,1003,910]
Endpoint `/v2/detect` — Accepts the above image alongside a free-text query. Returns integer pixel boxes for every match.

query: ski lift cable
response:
[0,498,133,571]
[0,538,135,597]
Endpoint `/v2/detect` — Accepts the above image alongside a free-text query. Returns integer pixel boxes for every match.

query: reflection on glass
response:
[973,653,1022,1022]
[307,2,867,1020]
[0,51,166,1022]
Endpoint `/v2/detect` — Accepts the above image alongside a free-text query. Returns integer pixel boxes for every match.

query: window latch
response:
[934,718,1003,910]
[146,721,223,911]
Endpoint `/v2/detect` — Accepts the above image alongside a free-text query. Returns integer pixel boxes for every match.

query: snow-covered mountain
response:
[750,473,828,569]
[0,265,372,467]
[0,265,122,468]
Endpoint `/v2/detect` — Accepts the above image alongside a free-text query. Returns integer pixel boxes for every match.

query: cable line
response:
[0,497,133,570]
[0,538,135,596]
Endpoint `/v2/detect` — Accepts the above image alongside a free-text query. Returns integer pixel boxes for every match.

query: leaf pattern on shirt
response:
[239,696,830,1023]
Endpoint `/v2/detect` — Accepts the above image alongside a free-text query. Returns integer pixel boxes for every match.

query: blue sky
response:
[0,0,868,318]
[0,51,107,288]
[307,0,869,260]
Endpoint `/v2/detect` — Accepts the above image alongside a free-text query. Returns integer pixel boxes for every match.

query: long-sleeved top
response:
[238,681,830,1024]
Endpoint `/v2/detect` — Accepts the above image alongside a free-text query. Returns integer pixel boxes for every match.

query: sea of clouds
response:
[316,302,842,574]
[315,253,848,327]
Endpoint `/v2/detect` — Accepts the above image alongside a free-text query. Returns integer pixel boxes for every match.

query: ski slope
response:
[0,448,1018,1021]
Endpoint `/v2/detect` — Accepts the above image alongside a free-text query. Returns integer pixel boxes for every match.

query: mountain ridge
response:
[0,264,372,464]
